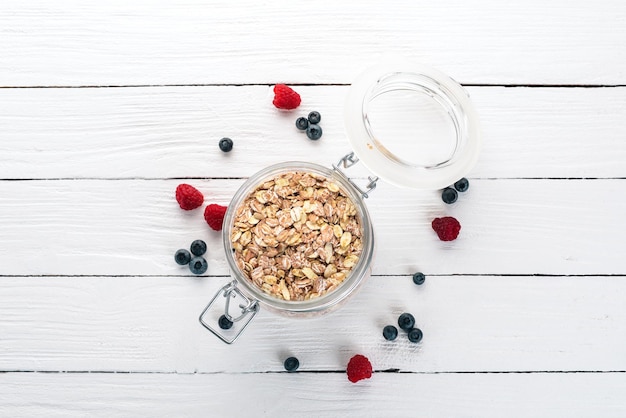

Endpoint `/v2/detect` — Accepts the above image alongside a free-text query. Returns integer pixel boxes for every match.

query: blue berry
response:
[284,357,300,372]
[174,249,191,265]
[454,178,469,192]
[383,325,398,341]
[295,117,309,131]
[190,239,207,256]
[412,272,425,285]
[307,111,321,124]
[306,124,322,140]
[219,137,233,152]
[408,328,423,343]
[218,314,233,330]
[189,256,208,274]
[442,187,458,204]
[398,313,415,331]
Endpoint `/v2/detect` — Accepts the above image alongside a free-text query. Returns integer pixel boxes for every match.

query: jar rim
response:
[344,61,481,190]
[222,161,375,314]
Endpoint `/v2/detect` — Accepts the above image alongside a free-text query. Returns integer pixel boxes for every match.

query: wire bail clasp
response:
[199,281,259,344]
[333,152,379,199]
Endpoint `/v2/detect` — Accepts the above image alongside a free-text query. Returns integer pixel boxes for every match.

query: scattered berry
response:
[398,313,415,331]
[218,314,233,330]
[219,137,234,152]
[190,240,207,256]
[454,178,470,192]
[283,357,300,372]
[189,256,208,275]
[174,249,191,265]
[346,354,373,383]
[306,124,322,140]
[408,328,423,343]
[383,325,398,341]
[272,84,301,110]
[441,187,458,204]
[431,216,461,241]
[204,204,228,231]
[412,272,425,285]
[295,117,309,131]
[175,184,204,211]
[307,111,321,124]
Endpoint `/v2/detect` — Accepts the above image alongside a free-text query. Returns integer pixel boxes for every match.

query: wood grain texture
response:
[1,0,625,86]
[0,179,623,276]
[1,275,624,373]
[2,86,626,179]
[1,372,625,418]
[2,1,626,415]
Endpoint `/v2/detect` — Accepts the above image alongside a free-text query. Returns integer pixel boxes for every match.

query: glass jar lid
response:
[344,61,481,190]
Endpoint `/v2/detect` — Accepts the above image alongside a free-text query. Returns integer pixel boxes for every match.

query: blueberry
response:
[398,313,415,331]
[306,124,322,140]
[283,356,300,372]
[454,178,470,192]
[307,111,321,124]
[218,314,233,330]
[408,328,423,343]
[412,272,425,285]
[441,187,458,204]
[383,325,398,341]
[189,256,208,274]
[219,137,234,152]
[190,239,207,256]
[295,117,309,131]
[174,249,191,265]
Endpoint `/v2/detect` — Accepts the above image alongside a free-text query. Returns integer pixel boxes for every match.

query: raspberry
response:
[272,84,301,110]
[431,216,461,241]
[346,354,372,383]
[175,184,204,210]
[204,204,227,231]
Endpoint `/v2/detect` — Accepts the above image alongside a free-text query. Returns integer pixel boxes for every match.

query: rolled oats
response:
[231,171,363,301]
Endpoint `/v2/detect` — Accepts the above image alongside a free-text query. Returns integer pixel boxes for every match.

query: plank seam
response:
[0,370,624,375]
[1,177,625,182]
[1,274,624,278]
[1,83,625,89]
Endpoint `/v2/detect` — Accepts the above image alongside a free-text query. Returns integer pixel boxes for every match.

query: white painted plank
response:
[2,1,624,414]
[0,372,625,418]
[0,179,623,276]
[1,86,625,179]
[1,276,625,373]
[1,0,625,86]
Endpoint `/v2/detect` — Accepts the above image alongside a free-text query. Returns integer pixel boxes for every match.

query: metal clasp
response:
[333,152,379,198]
[199,281,259,344]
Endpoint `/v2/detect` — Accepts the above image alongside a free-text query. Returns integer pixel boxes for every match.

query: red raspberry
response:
[272,84,301,110]
[346,354,373,383]
[175,184,204,210]
[431,216,461,241]
[204,204,228,231]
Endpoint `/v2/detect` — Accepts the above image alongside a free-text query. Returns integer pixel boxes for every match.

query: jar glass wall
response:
[222,161,375,317]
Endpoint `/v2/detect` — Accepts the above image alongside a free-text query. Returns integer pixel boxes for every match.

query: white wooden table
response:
[1,1,625,416]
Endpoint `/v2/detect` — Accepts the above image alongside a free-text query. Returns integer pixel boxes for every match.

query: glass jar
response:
[199,61,480,344]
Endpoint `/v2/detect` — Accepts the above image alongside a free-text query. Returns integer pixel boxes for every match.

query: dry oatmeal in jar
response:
[199,160,375,344]
[230,170,363,302]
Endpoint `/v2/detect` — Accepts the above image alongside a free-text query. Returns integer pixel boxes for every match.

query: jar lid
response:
[344,61,481,190]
